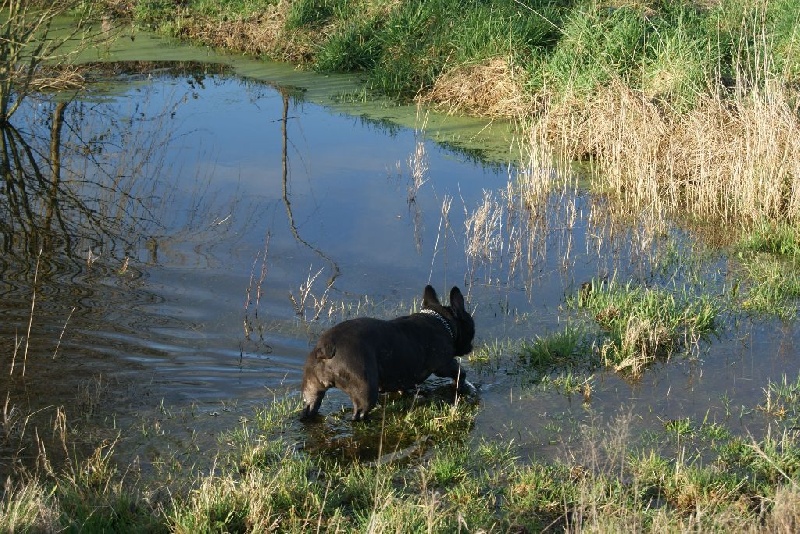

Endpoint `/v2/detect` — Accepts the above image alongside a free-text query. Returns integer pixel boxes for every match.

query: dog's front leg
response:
[434,358,477,395]
[350,390,376,421]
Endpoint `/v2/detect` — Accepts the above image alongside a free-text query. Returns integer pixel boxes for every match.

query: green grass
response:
[762,373,800,425]
[733,223,800,318]
[125,0,800,108]
[572,279,720,377]
[518,324,594,371]
[739,223,800,257]
[514,325,597,398]
[10,379,800,532]
[165,399,800,532]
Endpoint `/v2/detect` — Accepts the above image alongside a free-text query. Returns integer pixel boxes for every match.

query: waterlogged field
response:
[3,47,800,532]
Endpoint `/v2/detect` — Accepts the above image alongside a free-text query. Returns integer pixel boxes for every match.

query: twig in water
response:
[289,266,333,323]
[53,306,76,360]
[13,249,42,377]
[429,195,452,284]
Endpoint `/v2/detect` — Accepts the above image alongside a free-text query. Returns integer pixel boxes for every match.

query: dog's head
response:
[301,371,326,419]
[301,351,328,419]
[422,285,475,356]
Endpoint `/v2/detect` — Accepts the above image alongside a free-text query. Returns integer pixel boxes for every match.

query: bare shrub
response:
[289,265,332,323]
[0,0,100,123]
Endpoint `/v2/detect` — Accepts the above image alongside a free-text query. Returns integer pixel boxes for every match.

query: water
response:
[1,35,799,474]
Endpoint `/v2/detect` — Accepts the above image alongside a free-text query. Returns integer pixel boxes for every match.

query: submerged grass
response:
[733,223,800,318]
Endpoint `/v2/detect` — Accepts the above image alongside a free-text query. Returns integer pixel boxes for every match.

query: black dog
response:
[301,285,476,421]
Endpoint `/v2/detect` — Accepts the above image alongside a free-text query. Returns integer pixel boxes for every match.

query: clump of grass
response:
[516,325,597,400]
[736,257,800,318]
[739,223,800,258]
[574,279,719,377]
[420,56,530,119]
[0,478,61,533]
[762,373,800,422]
[0,403,165,532]
[732,223,800,318]
[518,324,594,371]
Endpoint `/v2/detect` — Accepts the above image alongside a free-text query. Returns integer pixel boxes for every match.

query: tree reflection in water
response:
[0,63,237,474]
[1,96,159,267]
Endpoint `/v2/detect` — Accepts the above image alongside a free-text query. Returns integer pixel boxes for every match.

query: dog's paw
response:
[459,379,478,395]
[351,409,370,422]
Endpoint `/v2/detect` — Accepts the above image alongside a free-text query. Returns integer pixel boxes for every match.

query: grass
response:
[732,223,800,318]
[9,369,800,532]
[571,278,720,378]
[762,374,800,423]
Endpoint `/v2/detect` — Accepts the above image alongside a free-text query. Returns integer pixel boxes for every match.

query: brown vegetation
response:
[533,78,800,232]
[148,3,320,63]
[418,57,531,119]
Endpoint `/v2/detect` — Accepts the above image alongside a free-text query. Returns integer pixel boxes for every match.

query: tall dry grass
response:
[419,57,531,119]
[535,74,800,235]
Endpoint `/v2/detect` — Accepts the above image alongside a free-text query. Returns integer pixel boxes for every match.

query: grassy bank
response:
[6,382,800,532]
[106,0,800,233]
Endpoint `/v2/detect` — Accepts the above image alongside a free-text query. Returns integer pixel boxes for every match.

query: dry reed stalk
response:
[429,195,452,283]
[464,190,504,265]
[418,57,531,119]
[10,249,43,377]
[407,139,428,203]
[541,77,800,233]
[244,233,270,322]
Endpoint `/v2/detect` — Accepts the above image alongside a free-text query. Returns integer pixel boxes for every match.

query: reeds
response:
[527,1,800,238]
[544,76,800,232]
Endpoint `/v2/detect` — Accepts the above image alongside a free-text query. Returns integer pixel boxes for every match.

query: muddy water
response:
[1,31,799,475]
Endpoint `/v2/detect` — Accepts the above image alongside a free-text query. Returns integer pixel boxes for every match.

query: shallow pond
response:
[1,31,799,474]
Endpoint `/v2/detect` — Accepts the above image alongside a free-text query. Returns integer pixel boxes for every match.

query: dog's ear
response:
[449,287,466,315]
[423,285,440,308]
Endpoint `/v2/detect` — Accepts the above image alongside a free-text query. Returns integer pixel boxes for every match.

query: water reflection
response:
[278,89,340,289]
[0,63,274,474]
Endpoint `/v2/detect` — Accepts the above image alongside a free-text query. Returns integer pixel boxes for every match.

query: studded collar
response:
[420,308,454,339]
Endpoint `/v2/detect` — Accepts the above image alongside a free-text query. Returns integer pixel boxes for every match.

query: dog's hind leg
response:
[342,374,379,422]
